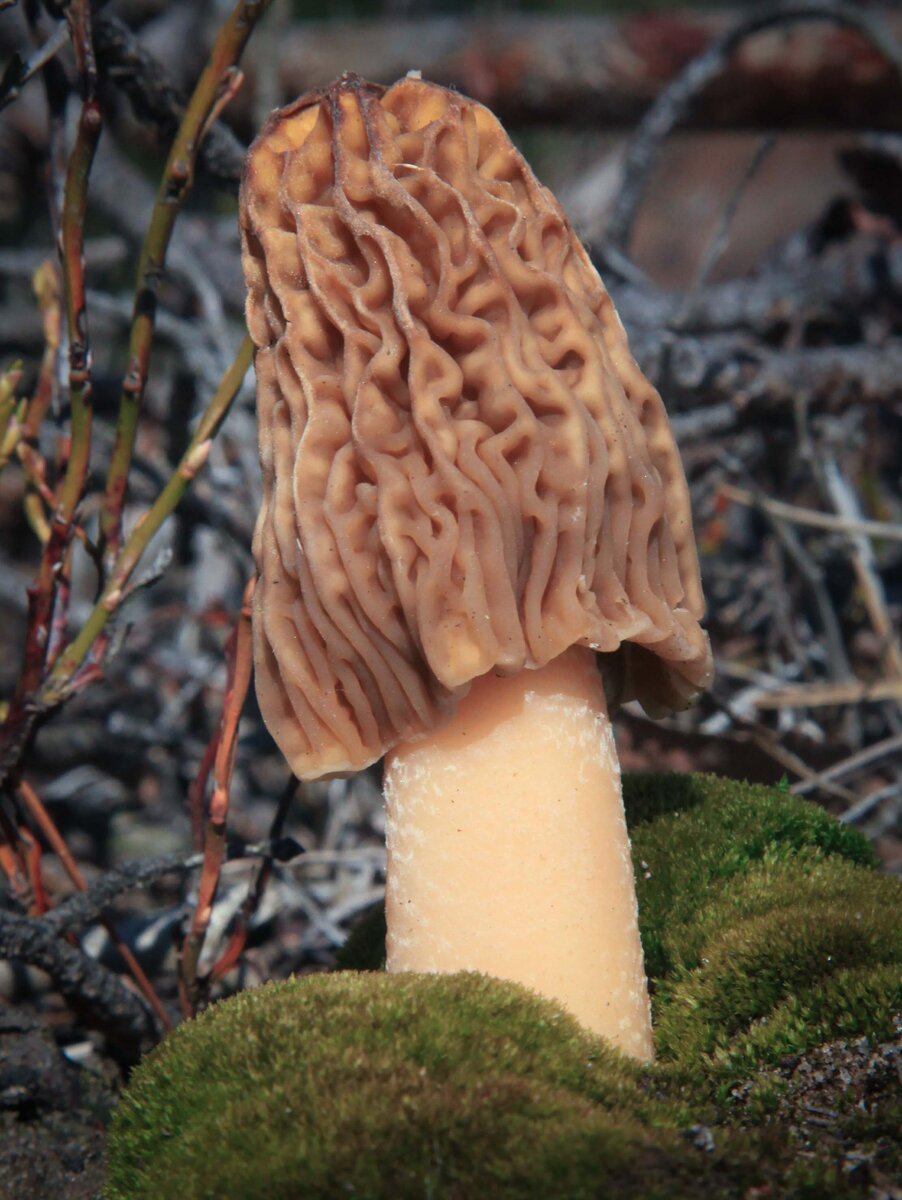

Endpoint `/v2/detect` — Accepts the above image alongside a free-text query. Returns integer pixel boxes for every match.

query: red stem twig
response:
[22,827,49,916]
[178,577,256,1016]
[0,335,253,789]
[186,728,221,854]
[0,5,100,811]
[209,779,297,984]
[17,779,172,1031]
[0,803,33,913]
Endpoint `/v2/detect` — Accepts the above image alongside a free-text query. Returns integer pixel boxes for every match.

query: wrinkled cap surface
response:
[240,74,713,781]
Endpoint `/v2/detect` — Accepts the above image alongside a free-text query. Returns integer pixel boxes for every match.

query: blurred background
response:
[1,1,901,1191]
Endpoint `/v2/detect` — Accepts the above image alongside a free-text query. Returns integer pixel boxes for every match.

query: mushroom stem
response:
[383,646,655,1062]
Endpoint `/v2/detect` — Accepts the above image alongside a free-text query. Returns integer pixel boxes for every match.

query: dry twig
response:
[0,910,154,1045]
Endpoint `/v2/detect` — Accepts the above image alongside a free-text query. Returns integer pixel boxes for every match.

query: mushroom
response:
[240,74,713,1062]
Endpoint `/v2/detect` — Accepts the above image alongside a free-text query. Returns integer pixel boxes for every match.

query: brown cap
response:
[240,74,713,780]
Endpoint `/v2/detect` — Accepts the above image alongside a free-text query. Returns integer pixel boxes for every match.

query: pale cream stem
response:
[383,645,655,1062]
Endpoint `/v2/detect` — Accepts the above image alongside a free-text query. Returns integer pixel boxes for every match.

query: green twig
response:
[0,335,252,787]
[0,363,23,468]
[99,0,272,563]
[41,334,253,708]
[22,262,61,443]
[54,100,101,521]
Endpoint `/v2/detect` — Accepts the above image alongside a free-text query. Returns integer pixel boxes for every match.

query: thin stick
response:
[721,483,902,543]
[0,364,22,464]
[821,456,902,686]
[186,726,222,853]
[210,776,297,983]
[699,694,858,804]
[0,20,70,113]
[178,577,256,1015]
[56,0,101,525]
[715,450,854,686]
[792,731,902,797]
[0,11,100,796]
[18,263,61,449]
[839,781,901,826]
[0,335,252,791]
[21,826,49,916]
[756,678,902,710]
[0,803,34,913]
[672,133,777,329]
[99,0,272,563]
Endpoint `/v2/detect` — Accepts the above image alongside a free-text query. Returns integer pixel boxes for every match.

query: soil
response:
[0,1007,116,1200]
[732,1018,902,1199]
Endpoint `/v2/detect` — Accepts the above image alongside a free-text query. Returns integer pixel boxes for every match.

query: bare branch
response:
[0,910,155,1044]
[44,853,197,935]
[607,1,902,252]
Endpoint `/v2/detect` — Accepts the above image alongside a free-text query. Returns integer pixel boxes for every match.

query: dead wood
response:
[0,911,156,1045]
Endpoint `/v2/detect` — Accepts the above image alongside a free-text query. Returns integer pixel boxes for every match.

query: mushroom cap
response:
[240,74,713,781]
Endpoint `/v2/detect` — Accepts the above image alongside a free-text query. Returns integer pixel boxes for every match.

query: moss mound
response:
[107,973,782,1200]
[624,773,874,980]
[107,775,901,1199]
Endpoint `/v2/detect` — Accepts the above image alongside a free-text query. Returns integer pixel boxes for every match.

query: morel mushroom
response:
[240,73,712,1061]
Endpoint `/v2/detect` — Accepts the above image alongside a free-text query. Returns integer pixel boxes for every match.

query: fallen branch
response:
[273,9,902,133]
[792,731,902,796]
[821,454,902,687]
[607,1,902,252]
[17,777,171,1030]
[93,12,246,188]
[629,335,902,414]
[0,910,155,1045]
[44,853,197,936]
[605,237,902,341]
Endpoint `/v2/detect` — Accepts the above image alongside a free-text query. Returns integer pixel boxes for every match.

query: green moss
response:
[107,775,901,1199]
[721,963,902,1080]
[626,773,875,980]
[659,854,895,973]
[649,854,902,1084]
[106,973,770,1200]
[656,896,901,1058]
[333,901,386,972]
[652,855,902,1053]
[622,773,873,863]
